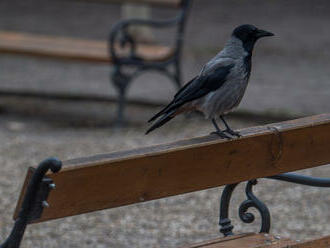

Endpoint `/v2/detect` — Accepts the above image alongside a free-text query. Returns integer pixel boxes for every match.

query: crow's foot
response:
[210,131,232,139]
[224,129,241,138]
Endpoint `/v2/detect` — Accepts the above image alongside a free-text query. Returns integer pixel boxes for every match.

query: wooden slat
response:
[180,233,297,248]
[184,234,330,248]
[288,235,330,247]
[0,31,174,63]
[14,114,330,222]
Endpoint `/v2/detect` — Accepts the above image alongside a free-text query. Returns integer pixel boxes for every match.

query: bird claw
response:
[210,131,232,139]
[224,129,241,137]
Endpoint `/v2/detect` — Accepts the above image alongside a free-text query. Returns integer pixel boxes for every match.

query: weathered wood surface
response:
[183,234,330,248]
[288,235,330,247]
[180,233,297,248]
[14,114,330,222]
[0,31,173,63]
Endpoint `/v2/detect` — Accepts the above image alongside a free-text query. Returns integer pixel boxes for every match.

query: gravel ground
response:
[0,100,330,247]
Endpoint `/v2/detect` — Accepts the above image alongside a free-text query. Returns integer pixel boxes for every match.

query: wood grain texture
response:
[14,114,330,222]
[0,31,174,63]
[179,233,297,248]
[13,168,34,220]
[288,235,330,247]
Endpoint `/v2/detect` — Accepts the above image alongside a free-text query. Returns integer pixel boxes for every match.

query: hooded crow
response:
[146,24,274,138]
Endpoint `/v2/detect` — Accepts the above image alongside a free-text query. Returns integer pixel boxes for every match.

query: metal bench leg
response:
[173,60,182,90]
[111,67,131,126]
[0,158,62,248]
[117,87,127,125]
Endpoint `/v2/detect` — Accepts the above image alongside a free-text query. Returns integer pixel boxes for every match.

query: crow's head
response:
[232,24,274,52]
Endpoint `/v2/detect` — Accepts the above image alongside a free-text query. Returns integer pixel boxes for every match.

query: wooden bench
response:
[0,0,192,124]
[3,113,330,247]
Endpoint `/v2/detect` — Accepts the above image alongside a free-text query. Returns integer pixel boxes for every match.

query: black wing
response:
[175,64,234,103]
[148,63,234,123]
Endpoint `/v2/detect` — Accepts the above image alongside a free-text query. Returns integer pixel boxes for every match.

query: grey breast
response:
[194,36,250,119]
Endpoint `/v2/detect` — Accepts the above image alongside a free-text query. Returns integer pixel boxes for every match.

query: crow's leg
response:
[220,116,241,137]
[210,118,231,139]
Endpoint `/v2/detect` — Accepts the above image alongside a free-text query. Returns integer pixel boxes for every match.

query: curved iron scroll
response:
[238,180,271,234]
[0,157,62,248]
[219,180,270,237]
[219,173,330,237]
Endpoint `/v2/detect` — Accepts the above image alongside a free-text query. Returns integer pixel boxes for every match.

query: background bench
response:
[2,114,330,247]
[0,0,192,124]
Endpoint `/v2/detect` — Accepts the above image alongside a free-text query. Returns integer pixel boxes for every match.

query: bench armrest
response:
[108,15,182,62]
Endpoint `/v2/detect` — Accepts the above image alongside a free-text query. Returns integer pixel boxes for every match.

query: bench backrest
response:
[114,0,192,54]
[14,114,330,223]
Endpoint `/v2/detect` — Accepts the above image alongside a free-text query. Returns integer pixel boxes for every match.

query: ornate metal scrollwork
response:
[238,180,270,233]
[219,180,270,237]
[219,173,330,237]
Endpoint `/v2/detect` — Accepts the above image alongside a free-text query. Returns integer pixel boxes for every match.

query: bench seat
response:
[184,234,330,248]
[181,233,297,248]
[0,31,174,63]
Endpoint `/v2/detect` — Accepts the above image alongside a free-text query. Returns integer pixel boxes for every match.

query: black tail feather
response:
[148,77,197,123]
[145,111,175,134]
[148,101,174,123]
[148,109,166,123]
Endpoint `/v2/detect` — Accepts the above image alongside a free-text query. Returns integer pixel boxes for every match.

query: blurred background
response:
[0,0,330,247]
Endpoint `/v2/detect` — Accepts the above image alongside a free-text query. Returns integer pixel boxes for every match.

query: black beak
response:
[256,29,274,38]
